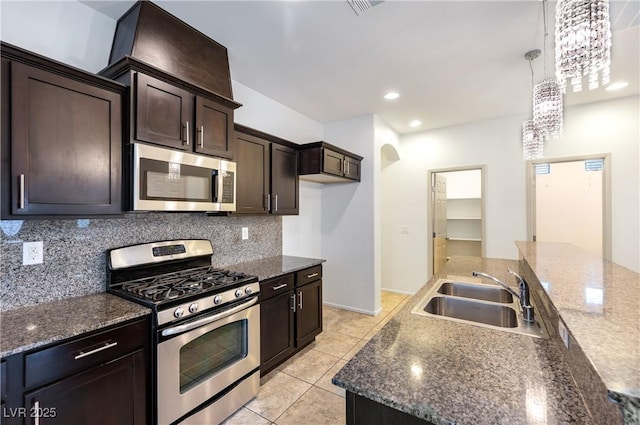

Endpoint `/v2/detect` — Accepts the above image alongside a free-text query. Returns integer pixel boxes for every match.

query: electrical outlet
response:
[558,319,570,349]
[241,227,249,240]
[23,241,43,265]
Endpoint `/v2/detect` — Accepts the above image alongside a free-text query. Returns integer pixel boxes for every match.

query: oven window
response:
[179,320,248,393]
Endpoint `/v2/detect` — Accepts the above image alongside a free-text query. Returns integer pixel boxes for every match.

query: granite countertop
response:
[225,255,325,281]
[516,242,640,403]
[0,293,150,358]
[333,256,593,425]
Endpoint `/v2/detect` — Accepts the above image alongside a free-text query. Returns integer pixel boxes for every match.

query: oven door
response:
[133,143,236,212]
[156,297,260,425]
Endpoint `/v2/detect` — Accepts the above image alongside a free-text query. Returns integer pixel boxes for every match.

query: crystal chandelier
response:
[533,79,563,139]
[555,0,611,93]
[522,120,544,160]
[533,0,563,140]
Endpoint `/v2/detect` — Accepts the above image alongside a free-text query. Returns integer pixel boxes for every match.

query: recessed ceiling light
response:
[605,82,629,91]
[384,91,400,100]
[409,120,422,128]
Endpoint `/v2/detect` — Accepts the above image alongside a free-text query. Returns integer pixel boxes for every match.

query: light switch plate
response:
[241,227,249,240]
[23,241,44,265]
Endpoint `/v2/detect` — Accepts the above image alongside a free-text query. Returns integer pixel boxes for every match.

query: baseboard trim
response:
[323,301,381,316]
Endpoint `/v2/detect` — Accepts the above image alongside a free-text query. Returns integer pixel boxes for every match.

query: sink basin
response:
[424,297,518,328]
[436,281,513,303]
[411,278,548,339]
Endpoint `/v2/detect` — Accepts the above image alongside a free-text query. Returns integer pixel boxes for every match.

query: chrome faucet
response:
[471,270,535,323]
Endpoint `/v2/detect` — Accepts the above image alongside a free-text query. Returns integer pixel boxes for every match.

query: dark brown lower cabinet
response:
[259,265,323,375]
[295,279,322,348]
[1,317,149,425]
[24,350,146,425]
[260,289,296,375]
[346,391,435,425]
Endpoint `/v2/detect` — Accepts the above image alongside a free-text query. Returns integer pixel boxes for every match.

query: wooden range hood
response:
[104,0,237,105]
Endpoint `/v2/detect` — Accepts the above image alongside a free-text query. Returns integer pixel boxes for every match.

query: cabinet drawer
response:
[295,266,322,287]
[25,318,147,390]
[259,274,294,302]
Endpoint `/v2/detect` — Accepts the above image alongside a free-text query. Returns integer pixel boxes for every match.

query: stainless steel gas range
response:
[107,239,260,425]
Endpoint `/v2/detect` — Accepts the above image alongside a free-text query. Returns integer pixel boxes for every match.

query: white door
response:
[433,174,447,275]
[534,159,604,256]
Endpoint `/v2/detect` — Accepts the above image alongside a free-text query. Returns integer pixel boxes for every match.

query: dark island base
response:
[346,391,435,425]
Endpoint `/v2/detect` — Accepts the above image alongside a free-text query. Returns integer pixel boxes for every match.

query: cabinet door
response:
[194,96,233,158]
[260,290,295,375]
[295,279,322,348]
[10,62,122,216]
[135,72,194,150]
[234,131,269,214]
[344,156,361,181]
[322,149,344,177]
[271,144,299,215]
[24,350,147,425]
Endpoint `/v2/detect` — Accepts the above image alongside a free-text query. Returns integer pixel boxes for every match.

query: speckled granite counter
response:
[0,293,150,358]
[517,241,639,424]
[225,255,325,281]
[333,256,594,425]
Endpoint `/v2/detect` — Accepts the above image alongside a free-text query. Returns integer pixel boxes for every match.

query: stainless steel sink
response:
[436,281,513,303]
[424,296,518,328]
[412,278,548,338]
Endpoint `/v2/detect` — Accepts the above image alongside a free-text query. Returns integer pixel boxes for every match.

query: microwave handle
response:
[212,170,219,202]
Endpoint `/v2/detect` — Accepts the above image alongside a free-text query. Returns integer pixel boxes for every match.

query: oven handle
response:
[161,296,258,337]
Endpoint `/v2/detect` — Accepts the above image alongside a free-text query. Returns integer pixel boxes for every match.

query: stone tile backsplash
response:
[0,213,282,311]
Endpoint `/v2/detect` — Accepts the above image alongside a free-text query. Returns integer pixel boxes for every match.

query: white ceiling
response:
[82,0,639,135]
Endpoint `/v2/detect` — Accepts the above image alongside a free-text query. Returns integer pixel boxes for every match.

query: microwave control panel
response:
[221,172,234,203]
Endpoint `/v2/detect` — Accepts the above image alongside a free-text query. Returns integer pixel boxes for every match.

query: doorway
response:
[428,166,486,278]
[527,154,611,259]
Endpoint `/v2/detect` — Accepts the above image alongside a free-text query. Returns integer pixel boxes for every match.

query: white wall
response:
[1,1,115,73]
[384,95,639,294]
[545,96,639,271]
[322,115,378,314]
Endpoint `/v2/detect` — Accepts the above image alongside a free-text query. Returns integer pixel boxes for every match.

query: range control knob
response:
[188,303,198,313]
[174,307,184,318]
[245,287,253,295]
[235,289,243,298]
[213,295,222,305]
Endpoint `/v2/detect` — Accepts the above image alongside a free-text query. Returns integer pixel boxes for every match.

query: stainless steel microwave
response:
[131,143,236,212]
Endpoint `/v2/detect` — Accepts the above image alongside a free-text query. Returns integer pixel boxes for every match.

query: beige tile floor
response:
[221,291,410,425]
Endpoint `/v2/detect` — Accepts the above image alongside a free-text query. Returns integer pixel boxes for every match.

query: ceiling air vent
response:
[347,0,384,16]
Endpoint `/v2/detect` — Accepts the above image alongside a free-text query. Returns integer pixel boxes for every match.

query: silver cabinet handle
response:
[274,194,278,212]
[267,193,271,212]
[306,273,319,279]
[183,121,190,146]
[74,341,118,360]
[291,293,296,312]
[33,400,40,425]
[18,174,25,209]
[346,160,350,175]
[198,125,204,148]
[272,283,288,291]
[342,159,346,174]
[298,292,303,309]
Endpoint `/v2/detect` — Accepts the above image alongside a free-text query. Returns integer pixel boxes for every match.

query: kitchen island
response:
[332,251,632,424]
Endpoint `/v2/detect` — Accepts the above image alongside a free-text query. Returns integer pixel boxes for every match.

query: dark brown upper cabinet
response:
[299,142,363,183]
[102,1,240,159]
[1,43,125,219]
[131,72,234,157]
[234,125,299,215]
